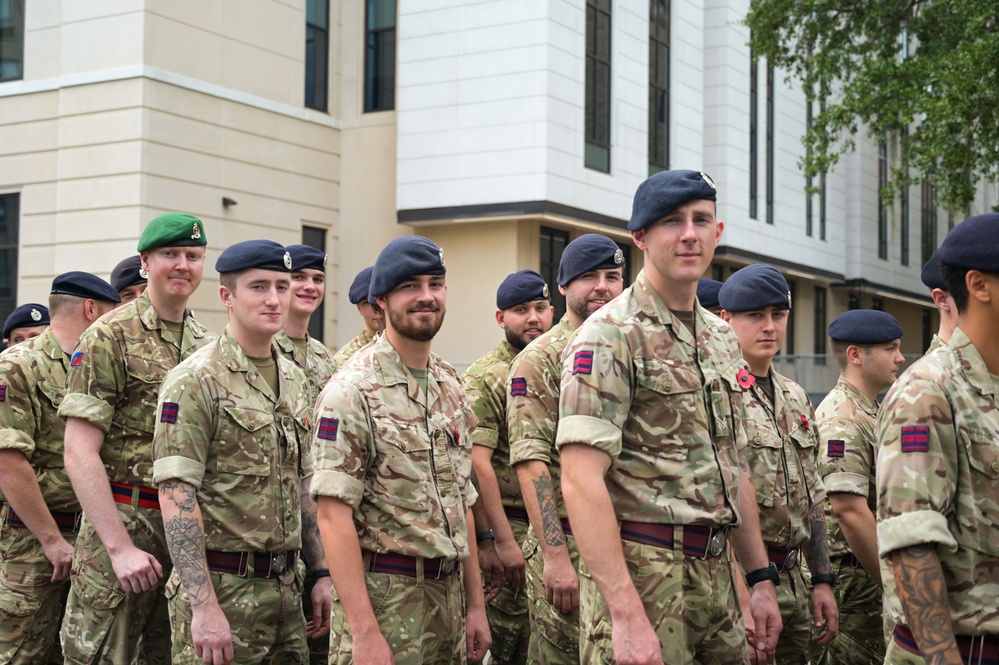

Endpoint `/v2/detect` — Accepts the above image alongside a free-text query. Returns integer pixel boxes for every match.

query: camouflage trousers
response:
[814,559,886,665]
[772,564,813,664]
[328,557,467,665]
[61,503,170,665]
[0,519,75,664]
[302,572,329,665]
[883,631,925,665]
[165,562,308,664]
[579,536,746,664]
[488,517,531,665]
[523,525,579,665]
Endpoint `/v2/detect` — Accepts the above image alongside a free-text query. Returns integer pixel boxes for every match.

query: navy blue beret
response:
[828,310,903,344]
[369,236,446,300]
[718,264,790,312]
[348,267,375,305]
[697,278,723,310]
[557,234,625,287]
[3,304,49,339]
[920,249,946,291]
[51,271,121,304]
[110,256,146,292]
[938,212,999,271]
[496,270,550,310]
[629,169,718,231]
[215,240,292,274]
[286,244,327,273]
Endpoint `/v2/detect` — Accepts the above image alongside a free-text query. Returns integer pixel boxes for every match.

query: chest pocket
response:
[121,355,173,434]
[745,417,782,507]
[787,424,819,503]
[278,414,307,476]
[217,407,273,477]
[34,381,67,467]
[369,404,434,512]
[960,425,999,556]
[633,359,702,461]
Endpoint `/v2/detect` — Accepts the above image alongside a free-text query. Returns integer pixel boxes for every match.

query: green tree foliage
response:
[747,0,999,211]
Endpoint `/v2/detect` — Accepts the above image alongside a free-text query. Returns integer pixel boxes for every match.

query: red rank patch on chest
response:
[70,351,84,367]
[827,439,845,458]
[510,377,527,396]
[0,385,6,402]
[900,426,929,453]
[318,417,339,441]
[572,350,593,375]
[160,402,179,424]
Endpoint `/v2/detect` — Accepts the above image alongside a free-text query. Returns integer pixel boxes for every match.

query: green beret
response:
[137,212,207,252]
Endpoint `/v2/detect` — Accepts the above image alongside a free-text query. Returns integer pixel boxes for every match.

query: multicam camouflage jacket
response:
[332,328,374,370]
[151,326,313,553]
[816,376,878,558]
[463,338,523,507]
[507,315,577,519]
[311,332,478,560]
[556,269,751,527]
[273,329,337,409]
[877,327,999,634]
[743,370,825,548]
[58,291,215,487]
[0,327,79,512]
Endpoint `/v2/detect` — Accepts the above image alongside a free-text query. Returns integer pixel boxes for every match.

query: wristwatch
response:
[811,573,836,587]
[746,562,780,587]
[476,529,496,544]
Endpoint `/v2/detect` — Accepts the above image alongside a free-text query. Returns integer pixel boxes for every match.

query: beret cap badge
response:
[30,308,42,322]
[542,283,550,298]
[701,172,717,190]
[191,223,201,240]
[614,249,625,265]
[283,252,293,270]
[439,248,446,268]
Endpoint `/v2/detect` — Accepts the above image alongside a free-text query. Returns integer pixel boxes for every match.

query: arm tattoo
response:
[300,489,327,569]
[805,503,831,574]
[892,545,960,665]
[164,514,211,606]
[160,480,197,514]
[531,471,566,547]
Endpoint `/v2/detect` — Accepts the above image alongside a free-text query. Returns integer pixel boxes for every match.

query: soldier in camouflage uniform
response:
[313,236,491,665]
[556,170,782,664]
[877,213,999,664]
[152,240,328,664]
[0,273,120,664]
[273,243,336,664]
[110,255,148,306]
[332,266,384,368]
[507,234,625,665]
[59,212,215,665]
[812,309,904,665]
[920,249,957,350]
[2,303,49,348]
[464,269,555,665]
[717,264,839,663]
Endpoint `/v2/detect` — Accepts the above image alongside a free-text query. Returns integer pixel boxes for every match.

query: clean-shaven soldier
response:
[314,236,491,664]
[0,273,120,664]
[110,255,148,306]
[717,264,838,663]
[3,303,49,349]
[507,234,625,665]
[332,266,384,368]
[59,212,215,665]
[557,170,783,665]
[814,309,904,665]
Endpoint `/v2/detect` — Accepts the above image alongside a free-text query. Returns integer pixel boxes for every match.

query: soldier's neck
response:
[147,288,189,324]
[283,313,310,340]
[956,313,999,375]
[385,327,431,370]
[841,367,881,404]
[50,318,85,355]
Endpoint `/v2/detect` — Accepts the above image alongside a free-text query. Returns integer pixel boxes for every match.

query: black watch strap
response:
[476,529,495,544]
[746,561,780,587]
[811,573,836,587]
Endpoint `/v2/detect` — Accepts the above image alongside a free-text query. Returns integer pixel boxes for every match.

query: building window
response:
[364,0,396,113]
[540,227,569,323]
[921,179,937,265]
[871,298,883,311]
[305,0,329,111]
[786,281,796,355]
[765,64,775,225]
[749,49,758,220]
[585,0,612,173]
[921,308,932,351]
[0,193,19,318]
[878,141,889,260]
[900,183,909,266]
[648,0,669,175]
[711,264,724,282]
[813,286,827,357]
[302,226,327,341]
[0,0,24,82]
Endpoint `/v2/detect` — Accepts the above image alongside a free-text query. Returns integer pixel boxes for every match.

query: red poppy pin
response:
[800,414,810,430]
[736,367,755,389]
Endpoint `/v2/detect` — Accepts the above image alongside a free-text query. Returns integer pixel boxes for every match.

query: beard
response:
[388,305,446,342]
[505,326,538,351]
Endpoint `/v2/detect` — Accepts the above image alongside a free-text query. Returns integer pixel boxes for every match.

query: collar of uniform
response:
[496,338,518,363]
[836,376,878,417]
[949,327,997,398]
[136,290,160,331]
[37,325,66,362]
[632,269,714,348]
[372,332,443,407]
[219,325,253,373]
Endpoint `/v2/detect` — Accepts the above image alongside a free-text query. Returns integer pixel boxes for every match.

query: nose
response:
[679,217,698,242]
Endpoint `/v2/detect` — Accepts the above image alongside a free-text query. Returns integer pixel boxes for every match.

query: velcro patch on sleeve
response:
[827,440,845,458]
[160,402,179,424]
[70,351,84,367]
[510,377,527,396]
[0,385,6,402]
[900,425,930,453]
[572,350,593,375]
[318,417,339,441]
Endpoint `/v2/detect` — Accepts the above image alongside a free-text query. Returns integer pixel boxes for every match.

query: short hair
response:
[219,270,246,292]
[829,338,871,370]
[940,263,970,313]
[47,293,84,318]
